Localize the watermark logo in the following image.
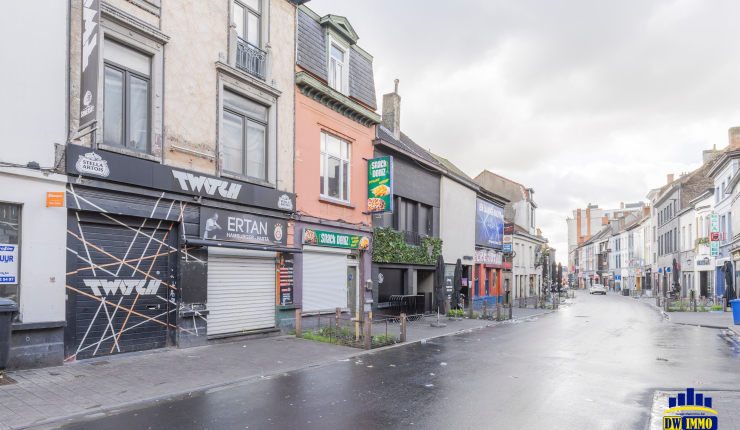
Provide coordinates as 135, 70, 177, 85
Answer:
663, 388, 718, 429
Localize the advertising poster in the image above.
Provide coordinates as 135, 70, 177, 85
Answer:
279, 253, 294, 306
475, 198, 504, 249
0, 245, 18, 284
200, 206, 287, 246
79, 0, 100, 129
367, 156, 393, 213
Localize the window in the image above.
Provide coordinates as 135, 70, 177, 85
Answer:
531, 206, 535, 228
320, 132, 351, 202
233, 0, 261, 46
722, 182, 726, 199
682, 227, 685, 250
393, 197, 432, 236
688, 224, 692, 246
328, 39, 348, 94
716, 187, 720, 203
0, 203, 20, 304
222, 90, 268, 180
103, 39, 151, 152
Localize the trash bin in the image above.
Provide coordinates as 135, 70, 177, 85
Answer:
0, 298, 18, 375
731, 299, 740, 325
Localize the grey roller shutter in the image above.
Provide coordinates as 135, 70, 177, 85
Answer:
302, 251, 347, 312
207, 254, 276, 336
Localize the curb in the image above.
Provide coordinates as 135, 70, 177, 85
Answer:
18, 308, 559, 429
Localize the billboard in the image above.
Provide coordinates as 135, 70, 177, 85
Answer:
367, 156, 393, 213
475, 198, 504, 249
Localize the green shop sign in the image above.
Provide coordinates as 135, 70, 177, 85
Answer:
367, 156, 393, 213
302, 229, 370, 250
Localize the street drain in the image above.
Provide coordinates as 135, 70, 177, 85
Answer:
90, 361, 110, 366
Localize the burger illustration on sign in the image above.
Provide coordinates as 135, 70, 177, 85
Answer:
359, 236, 369, 250
303, 229, 318, 244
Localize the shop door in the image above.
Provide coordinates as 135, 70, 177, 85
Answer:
700, 272, 708, 297
69, 218, 173, 360
207, 253, 276, 336
347, 266, 358, 315
485, 270, 490, 296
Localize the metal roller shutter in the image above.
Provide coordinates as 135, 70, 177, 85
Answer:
302, 251, 347, 312
207, 254, 276, 336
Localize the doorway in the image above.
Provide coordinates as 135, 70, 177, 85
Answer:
347, 265, 358, 315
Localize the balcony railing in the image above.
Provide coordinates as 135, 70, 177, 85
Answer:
236, 38, 266, 80
404, 231, 422, 247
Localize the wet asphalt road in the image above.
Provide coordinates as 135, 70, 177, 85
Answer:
47, 293, 740, 430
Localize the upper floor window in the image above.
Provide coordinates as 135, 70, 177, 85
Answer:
320, 132, 351, 202
222, 90, 268, 180
103, 39, 151, 152
328, 39, 348, 94
393, 196, 432, 237
234, 0, 260, 46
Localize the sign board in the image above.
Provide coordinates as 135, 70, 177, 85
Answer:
710, 214, 720, 233
199, 207, 288, 246
711, 241, 720, 256
711, 232, 721, 241
503, 223, 515, 235
475, 248, 503, 266
279, 253, 294, 306
46, 192, 64, 207
66, 145, 296, 212
475, 198, 504, 249
0, 245, 18, 284
302, 229, 369, 250
366, 156, 393, 213
79, 0, 100, 129
503, 244, 512, 252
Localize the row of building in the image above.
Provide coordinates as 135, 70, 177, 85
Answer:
0, 0, 554, 370
567, 131, 740, 302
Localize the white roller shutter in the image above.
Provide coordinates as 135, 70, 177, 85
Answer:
303, 250, 347, 312
207, 253, 276, 336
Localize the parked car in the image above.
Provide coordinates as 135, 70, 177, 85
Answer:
590, 284, 607, 295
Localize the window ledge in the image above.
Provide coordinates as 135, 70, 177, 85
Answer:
221, 171, 275, 189
319, 196, 355, 209
98, 143, 160, 163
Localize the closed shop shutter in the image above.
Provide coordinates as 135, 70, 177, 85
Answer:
207, 253, 276, 336
71, 219, 172, 360
303, 250, 347, 312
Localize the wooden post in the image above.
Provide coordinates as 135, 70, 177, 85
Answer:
295, 310, 302, 339
400, 313, 407, 342
496, 302, 501, 321
363, 312, 372, 350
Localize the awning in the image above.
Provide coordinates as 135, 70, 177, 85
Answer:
184, 237, 302, 253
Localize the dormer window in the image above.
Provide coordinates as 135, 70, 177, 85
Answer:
328, 38, 348, 94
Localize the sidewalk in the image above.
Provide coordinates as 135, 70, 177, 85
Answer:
626, 295, 740, 336
649, 390, 740, 430
0, 307, 558, 429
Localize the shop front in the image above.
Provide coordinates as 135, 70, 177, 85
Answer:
294, 224, 371, 318
63, 145, 297, 361
473, 248, 504, 304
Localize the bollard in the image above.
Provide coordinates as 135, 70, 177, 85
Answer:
469, 298, 474, 319
535, 296, 538, 309
484, 301, 488, 317
509, 301, 513, 320
445, 300, 450, 316
496, 302, 501, 321
295, 310, 302, 339
363, 312, 372, 350
400, 313, 407, 342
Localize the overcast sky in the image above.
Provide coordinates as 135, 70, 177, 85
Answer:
308, 0, 740, 264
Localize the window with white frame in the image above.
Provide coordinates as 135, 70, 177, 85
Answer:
103, 39, 151, 152
320, 132, 351, 202
222, 90, 268, 180
233, 0, 261, 46
328, 39, 348, 94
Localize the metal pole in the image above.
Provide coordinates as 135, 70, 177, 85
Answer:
363, 311, 371, 350
400, 313, 406, 342
497, 301, 501, 321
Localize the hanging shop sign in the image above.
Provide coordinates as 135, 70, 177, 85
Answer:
0, 245, 19, 284
710, 214, 720, 233
475, 248, 503, 265
504, 223, 515, 235
279, 253, 294, 306
503, 244, 512, 252
302, 229, 370, 250
200, 207, 287, 246
66, 145, 296, 212
46, 192, 65, 207
711, 241, 720, 257
475, 198, 504, 249
366, 156, 393, 213
79, 0, 100, 129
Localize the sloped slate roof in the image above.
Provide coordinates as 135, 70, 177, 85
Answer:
376, 125, 442, 167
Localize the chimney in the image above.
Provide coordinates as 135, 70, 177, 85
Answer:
730, 127, 740, 150
382, 79, 401, 140
620, 202, 624, 209
667, 174, 674, 184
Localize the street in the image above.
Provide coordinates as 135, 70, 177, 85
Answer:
41, 294, 740, 430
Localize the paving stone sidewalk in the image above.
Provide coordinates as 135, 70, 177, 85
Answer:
649, 390, 740, 430
0, 307, 557, 429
